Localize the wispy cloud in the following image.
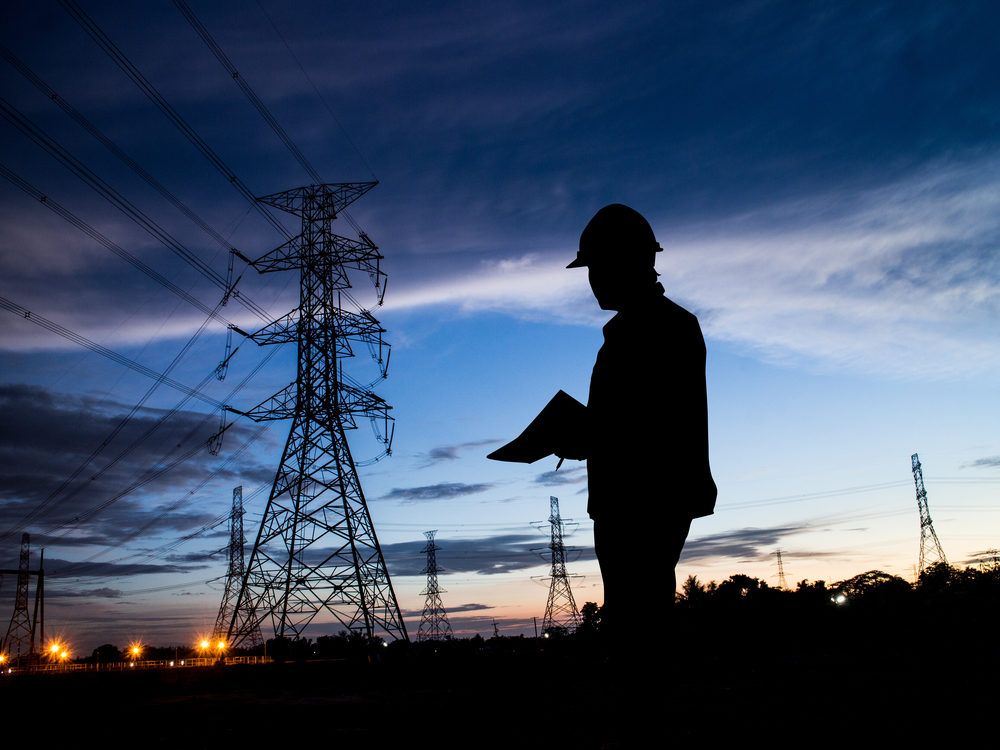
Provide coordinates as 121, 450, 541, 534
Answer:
681, 524, 812, 564
0, 385, 268, 553
401, 601, 494, 619
48, 587, 124, 599
384, 534, 550, 576
967, 456, 1000, 469
384, 158, 1000, 379
421, 439, 501, 467
43, 557, 196, 579
380, 482, 494, 503
534, 466, 587, 486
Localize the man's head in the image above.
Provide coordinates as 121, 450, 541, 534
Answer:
568, 204, 661, 310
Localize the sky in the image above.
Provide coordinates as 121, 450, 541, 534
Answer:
0, 0, 998, 651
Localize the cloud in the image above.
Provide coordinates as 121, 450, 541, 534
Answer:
446, 602, 495, 613
421, 439, 501, 467
43, 557, 196, 579
384, 534, 551, 576
968, 456, 1000, 469
383, 158, 1000, 380
534, 466, 587, 486
48, 587, 124, 599
380, 482, 494, 503
681, 524, 811, 564
965, 548, 1000, 567
0, 384, 271, 552
401, 601, 493, 618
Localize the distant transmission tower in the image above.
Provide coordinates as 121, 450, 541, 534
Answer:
541, 496, 581, 633
226, 183, 406, 645
775, 549, 788, 590
911, 453, 948, 573
213, 486, 261, 648
417, 531, 453, 641
3, 534, 35, 660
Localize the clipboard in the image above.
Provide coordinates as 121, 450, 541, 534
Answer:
487, 390, 587, 463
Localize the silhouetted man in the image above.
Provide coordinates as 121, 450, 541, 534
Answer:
556, 203, 717, 644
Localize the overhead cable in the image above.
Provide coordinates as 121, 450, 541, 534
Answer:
59, 0, 292, 242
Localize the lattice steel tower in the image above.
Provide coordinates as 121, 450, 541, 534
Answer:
911, 453, 947, 573
3, 533, 35, 659
417, 530, 453, 641
542, 496, 581, 633
226, 183, 406, 645
213, 486, 262, 648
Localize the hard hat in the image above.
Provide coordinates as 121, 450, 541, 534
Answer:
567, 203, 662, 268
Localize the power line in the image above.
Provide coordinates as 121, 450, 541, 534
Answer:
22, 343, 279, 547
0, 162, 235, 325
0, 308, 220, 542
0, 42, 253, 265
174, 0, 372, 238
0, 295, 224, 410
59, 0, 292, 242
252, 0, 378, 181
0, 98, 272, 322
173, 0, 322, 185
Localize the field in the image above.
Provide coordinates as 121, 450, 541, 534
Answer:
4, 611, 994, 748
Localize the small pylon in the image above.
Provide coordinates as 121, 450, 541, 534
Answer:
213, 486, 262, 648
541, 497, 581, 634
4, 533, 34, 660
776, 549, 788, 590
911, 453, 947, 573
417, 530, 453, 641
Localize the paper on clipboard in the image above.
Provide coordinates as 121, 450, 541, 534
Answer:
487, 390, 587, 463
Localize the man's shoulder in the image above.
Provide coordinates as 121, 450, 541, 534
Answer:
606, 290, 703, 343
656, 294, 702, 332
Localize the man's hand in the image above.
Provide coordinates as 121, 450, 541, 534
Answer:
552, 433, 588, 461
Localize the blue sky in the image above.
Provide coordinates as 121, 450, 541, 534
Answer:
0, 0, 998, 649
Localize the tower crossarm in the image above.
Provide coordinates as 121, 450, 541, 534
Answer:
258, 181, 378, 216
247, 232, 384, 277
227, 380, 392, 424
234, 307, 386, 348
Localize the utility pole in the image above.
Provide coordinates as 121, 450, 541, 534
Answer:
226, 183, 406, 645
911, 453, 947, 574
213, 486, 261, 648
417, 530, 453, 641
541, 496, 581, 634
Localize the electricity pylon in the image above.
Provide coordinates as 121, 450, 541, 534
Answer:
776, 548, 788, 590
226, 183, 406, 645
213, 486, 262, 648
3, 533, 35, 660
541, 496, 581, 634
417, 530, 453, 641
911, 453, 947, 573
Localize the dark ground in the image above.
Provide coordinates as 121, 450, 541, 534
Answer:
3, 612, 995, 748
